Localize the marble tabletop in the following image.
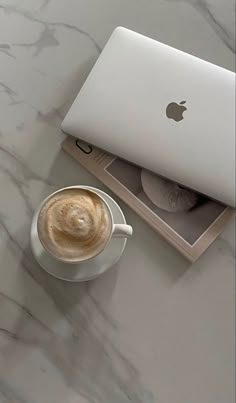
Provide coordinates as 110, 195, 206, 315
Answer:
0, 1, 235, 402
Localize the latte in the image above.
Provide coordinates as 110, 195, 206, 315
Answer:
37, 188, 112, 262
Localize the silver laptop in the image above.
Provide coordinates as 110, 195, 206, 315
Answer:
62, 27, 236, 207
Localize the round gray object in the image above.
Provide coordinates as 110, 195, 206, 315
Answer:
141, 169, 199, 213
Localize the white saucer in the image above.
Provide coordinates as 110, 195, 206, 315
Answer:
30, 187, 127, 282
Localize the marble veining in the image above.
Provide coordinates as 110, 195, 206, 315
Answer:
0, 3, 102, 56
176, 0, 236, 53
0, 0, 235, 402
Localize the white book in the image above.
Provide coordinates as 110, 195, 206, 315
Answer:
62, 136, 234, 262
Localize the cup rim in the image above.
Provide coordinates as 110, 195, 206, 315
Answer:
37, 185, 115, 264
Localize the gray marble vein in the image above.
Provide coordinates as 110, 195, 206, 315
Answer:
194, 0, 235, 53
0, 213, 156, 402
0, 247, 156, 402
0, 291, 52, 333
0, 44, 15, 58
39, 0, 51, 10
36, 105, 65, 127
0, 81, 18, 104
0, 0, 235, 402
0, 4, 102, 54
14, 26, 59, 57
0, 146, 53, 217
0, 380, 27, 403
169, 0, 236, 53
0, 145, 53, 187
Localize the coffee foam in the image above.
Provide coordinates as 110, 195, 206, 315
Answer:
38, 189, 112, 261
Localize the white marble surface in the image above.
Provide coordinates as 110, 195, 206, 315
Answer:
0, 0, 235, 402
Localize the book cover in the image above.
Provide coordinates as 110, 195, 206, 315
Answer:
62, 136, 234, 262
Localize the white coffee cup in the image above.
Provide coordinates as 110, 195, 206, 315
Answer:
37, 186, 133, 264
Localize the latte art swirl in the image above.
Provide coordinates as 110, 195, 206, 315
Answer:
50, 199, 100, 241
38, 189, 111, 261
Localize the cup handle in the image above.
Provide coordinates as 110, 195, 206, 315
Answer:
112, 224, 133, 238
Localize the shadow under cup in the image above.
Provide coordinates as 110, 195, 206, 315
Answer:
36, 186, 117, 265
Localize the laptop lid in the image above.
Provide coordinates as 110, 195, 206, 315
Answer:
62, 27, 235, 207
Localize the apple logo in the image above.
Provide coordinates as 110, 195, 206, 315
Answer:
166, 101, 187, 122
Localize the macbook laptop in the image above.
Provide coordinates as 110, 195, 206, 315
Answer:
62, 27, 236, 207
